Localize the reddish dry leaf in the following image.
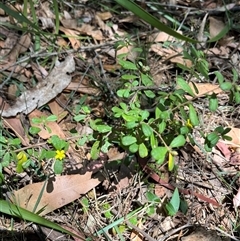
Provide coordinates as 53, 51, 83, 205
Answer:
230, 153, 240, 165
216, 141, 231, 160
11, 172, 102, 215
28, 109, 66, 139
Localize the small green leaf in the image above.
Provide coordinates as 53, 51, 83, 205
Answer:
168, 152, 175, 171
118, 59, 138, 70
166, 188, 180, 216
31, 117, 43, 124
146, 191, 160, 203
91, 141, 100, 160
150, 133, 157, 149
141, 123, 153, 137
29, 126, 41, 135
78, 136, 88, 146
214, 71, 224, 84
207, 132, 219, 146
177, 77, 195, 97
220, 82, 232, 91
74, 114, 86, 122
122, 136, 137, 146
165, 203, 176, 216
101, 140, 112, 153
189, 104, 199, 126
2, 152, 10, 167
121, 74, 138, 80
139, 143, 148, 158
144, 90, 155, 98
209, 93, 218, 112
158, 121, 166, 134
122, 114, 138, 122
46, 115, 58, 122
151, 147, 168, 164
234, 91, 240, 104
129, 143, 139, 153
96, 125, 112, 133
120, 102, 127, 110
125, 121, 138, 129
141, 110, 150, 120
54, 160, 64, 174
170, 135, 186, 148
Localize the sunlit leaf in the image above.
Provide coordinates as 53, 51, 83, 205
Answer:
141, 123, 153, 137
209, 93, 218, 112
170, 135, 186, 148
151, 147, 168, 164
139, 143, 148, 158
177, 77, 195, 97
189, 104, 199, 126
122, 136, 137, 146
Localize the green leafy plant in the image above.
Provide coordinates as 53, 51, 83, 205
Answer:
73, 41, 233, 172
165, 188, 180, 216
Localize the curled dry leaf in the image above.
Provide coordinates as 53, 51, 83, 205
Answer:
11, 172, 103, 215
1, 55, 75, 117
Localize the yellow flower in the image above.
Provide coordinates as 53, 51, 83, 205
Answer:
186, 119, 193, 129
17, 152, 27, 163
55, 150, 65, 160
16, 151, 28, 173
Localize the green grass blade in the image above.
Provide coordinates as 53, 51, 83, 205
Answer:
115, 0, 198, 43
0, 200, 82, 239
53, 0, 60, 35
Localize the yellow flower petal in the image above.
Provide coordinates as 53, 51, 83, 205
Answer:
55, 150, 65, 160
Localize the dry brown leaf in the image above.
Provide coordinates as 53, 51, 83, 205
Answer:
61, 19, 78, 29
59, 27, 81, 50
66, 82, 100, 95
28, 109, 66, 139
48, 95, 68, 122
1, 55, 75, 117
96, 11, 112, 20
189, 82, 223, 97
148, 32, 177, 42
233, 187, 240, 208
130, 221, 144, 241
31, 61, 48, 81
11, 172, 102, 215
77, 24, 103, 41
150, 44, 192, 67
222, 127, 240, 147
209, 17, 225, 40
95, 14, 114, 38
2, 117, 29, 146
8, 33, 31, 61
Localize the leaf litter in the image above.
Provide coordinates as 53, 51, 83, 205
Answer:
1, 0, 240, 241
